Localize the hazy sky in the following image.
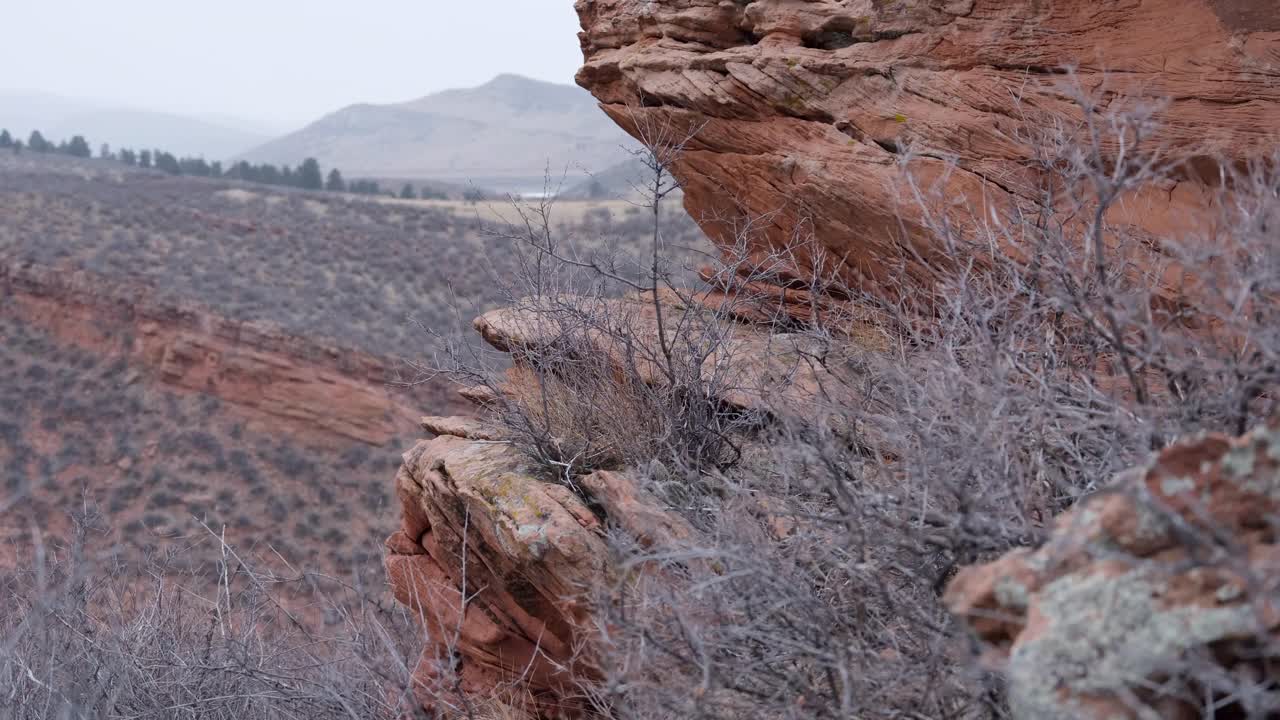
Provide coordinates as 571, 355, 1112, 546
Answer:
1, 0, 585, 131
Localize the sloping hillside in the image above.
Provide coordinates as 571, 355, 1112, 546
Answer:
0, 90, 270, 159
239, 74, 633, 192
0, 151, 707, 579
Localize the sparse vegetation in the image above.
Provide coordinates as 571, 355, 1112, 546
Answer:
422, 90, 1280, 718
4, 61, 1278, 719
0, 312, 402, 580
0, 152, 706, 359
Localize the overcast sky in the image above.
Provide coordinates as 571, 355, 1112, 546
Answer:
1, 0, 585, 131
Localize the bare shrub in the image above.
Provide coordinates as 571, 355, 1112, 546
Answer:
418, 112, 822, 487
420, 77, 1280, 719
0, 506, 543, 720
597, 83, 1280, 719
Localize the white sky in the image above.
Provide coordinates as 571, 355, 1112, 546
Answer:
1, 0, 585, 131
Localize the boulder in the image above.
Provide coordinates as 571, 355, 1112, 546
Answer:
945, 423, 1280, 719
385, 421, 712, 717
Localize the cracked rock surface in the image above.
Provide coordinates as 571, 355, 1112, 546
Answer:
575, 0, 1280, 294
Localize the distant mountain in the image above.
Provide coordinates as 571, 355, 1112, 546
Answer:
238, 74, 635, 193
0, 90, 270, 159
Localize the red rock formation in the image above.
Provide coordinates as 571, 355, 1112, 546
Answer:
474, 292, 876, 419
386, 417, 698, 716
575, 0, 1280, 292
385, 427, 607, 716
2, 260, 430, 444
945, 424, 1280, 719
385, 294, 757, 717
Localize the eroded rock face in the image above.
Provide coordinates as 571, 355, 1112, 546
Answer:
385, 427, 606, 716
945, 424, 1280, 719
385, 411, 692, 716
3, 260, 425, 444
575, 0, 1280, 292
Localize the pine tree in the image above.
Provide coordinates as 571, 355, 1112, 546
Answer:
179, 157, 211, 176
325, 168, 346, 192
66, 135, 92, 158
139, 150, 152, 168
259, 164, 281, 185
154, 151, 182, 175
297, 158, 323, 190
399, 183, 417, 199
227, 160, 252, 181
27, 130, 50, 153
0, 130, 11, 148
99, 143, 112, 160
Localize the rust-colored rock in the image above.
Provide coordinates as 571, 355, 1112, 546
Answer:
419, 415, 502, 441
577, 469, 694, 549
575, 0, 1280, 293
385, 420, 707, 716
385, 431, 607, 716
474, 292, 875, 419
2, 260, 427, 444
945, 424, 1280, 719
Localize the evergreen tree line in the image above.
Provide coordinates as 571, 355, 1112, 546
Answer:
0, 127, 448, 199
0, 128, 91, 158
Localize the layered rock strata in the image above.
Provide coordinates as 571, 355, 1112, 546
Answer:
575, 0, 1280, 293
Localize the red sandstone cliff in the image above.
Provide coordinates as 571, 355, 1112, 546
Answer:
575, 0, 1280, 292
377, 2, 1280, 715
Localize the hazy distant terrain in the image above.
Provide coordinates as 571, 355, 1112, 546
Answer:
0, 90, 273, 159
239, 74, 636, 194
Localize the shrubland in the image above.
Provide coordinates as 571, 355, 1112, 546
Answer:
4, 87, 1279, 719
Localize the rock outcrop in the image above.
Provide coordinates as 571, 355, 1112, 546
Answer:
388, 295, 703, 714
2, 260, 432, 444
385, 420, 697, 716
386, 292, 807, 716
385, 427, 607, 716
575, 0, 1280, 292
473, 292, 879, 419
946, 424, 1280, 719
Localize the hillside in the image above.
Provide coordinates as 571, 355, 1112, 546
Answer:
0, 90, 270, 159
238, 74, 634, 193
0, 150, 706, 580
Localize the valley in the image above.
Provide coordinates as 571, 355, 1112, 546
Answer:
0, 150, 705, 580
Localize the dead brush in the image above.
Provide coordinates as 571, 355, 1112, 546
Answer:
562, 80, 1280, 719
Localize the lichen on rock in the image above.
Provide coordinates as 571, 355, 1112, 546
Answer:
946, 423, 1280, 719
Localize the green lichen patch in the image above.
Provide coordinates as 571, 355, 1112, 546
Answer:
1009, 568, 1256, 719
